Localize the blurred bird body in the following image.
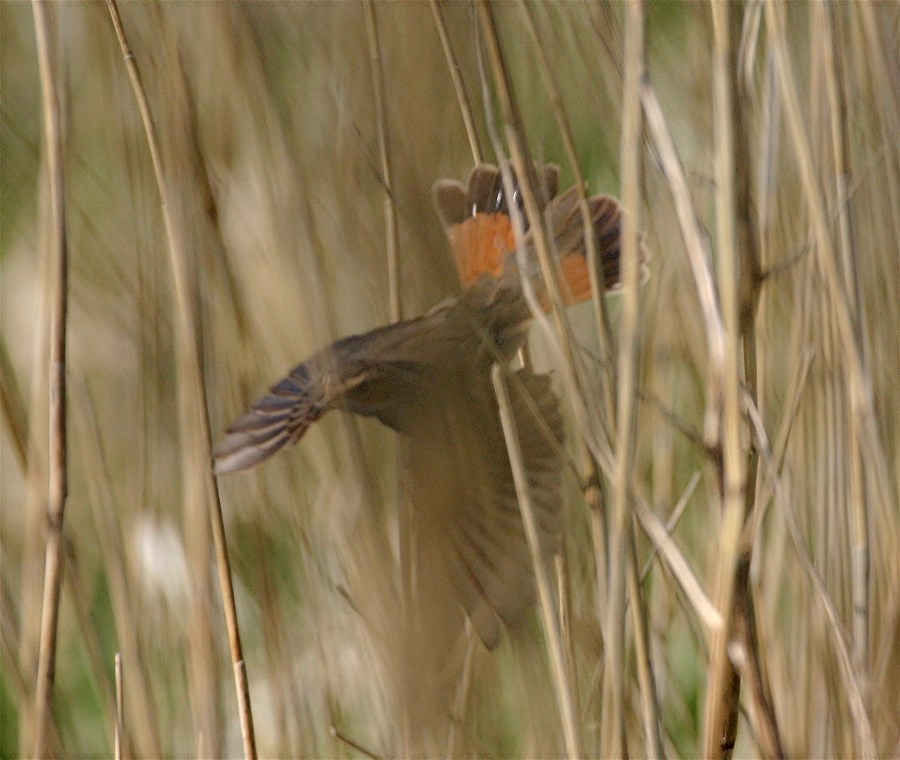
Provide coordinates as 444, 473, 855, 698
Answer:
214, 164, 631, 649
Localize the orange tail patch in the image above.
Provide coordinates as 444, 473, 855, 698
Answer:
448, 212, 516, 285
434, 163, 642, 307
558, 253, 593, 305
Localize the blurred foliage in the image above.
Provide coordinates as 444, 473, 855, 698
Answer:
2, 2, 898, 758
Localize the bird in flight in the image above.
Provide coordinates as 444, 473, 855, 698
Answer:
214, 163, 634, 649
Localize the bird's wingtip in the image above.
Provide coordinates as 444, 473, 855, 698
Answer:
212, 433, 269, 475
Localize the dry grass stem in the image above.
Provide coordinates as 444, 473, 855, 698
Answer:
492, 364, 582, 758
515, 5, 619, 656
605, 3, 657, 755
74, 380, 160, 756
639, 470, 700, 582
114, 652, 123, 760
104, 1, 257, 756
765, 4, 891, 752
634, 498, 722, 634
749, 403, 878, 758
330, 724, 383, 760
429, 0, 483, 164
474, 1, 614, 491
640, 83, 725, 442
701, 5, 748, 758
517, 1, 616, 396
364, 0, 401, 323
29, 2, 69, 756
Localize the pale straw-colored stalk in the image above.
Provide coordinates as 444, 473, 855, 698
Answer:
701, 5, 746, 758
429, 0, 483, 164
606, 1, 663, 756
104, 1, 257, 756
492, 364, 582, 759
30, 2, 69, 755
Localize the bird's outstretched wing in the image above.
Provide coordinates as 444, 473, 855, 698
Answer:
213, 280, 564, 650
213, 359, 335, 475
213, 278, 531, 475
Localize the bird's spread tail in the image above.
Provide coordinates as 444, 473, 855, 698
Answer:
433, 163, 648, 305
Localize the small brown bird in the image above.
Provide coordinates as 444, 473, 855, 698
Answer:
214, 164, 629, 649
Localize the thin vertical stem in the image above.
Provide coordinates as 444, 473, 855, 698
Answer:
516, 4, 618, 639
820, 3, 869, 704
429, 0, 483, 164
30, 1, 68, 755
361, 9, 411, 752
492, 365, 582, 759
765, 4, 885, 751
626, 527, 664, 758
105, 2, 257, 757
364, 0, 401, 323
114, 653, 123, 760
517, 2, 616, 417
604, 1, 645, 756
639, 83, 726, 445
474, 0, 603, 473
703, 4, 746, 758
731, 4, 784, 757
